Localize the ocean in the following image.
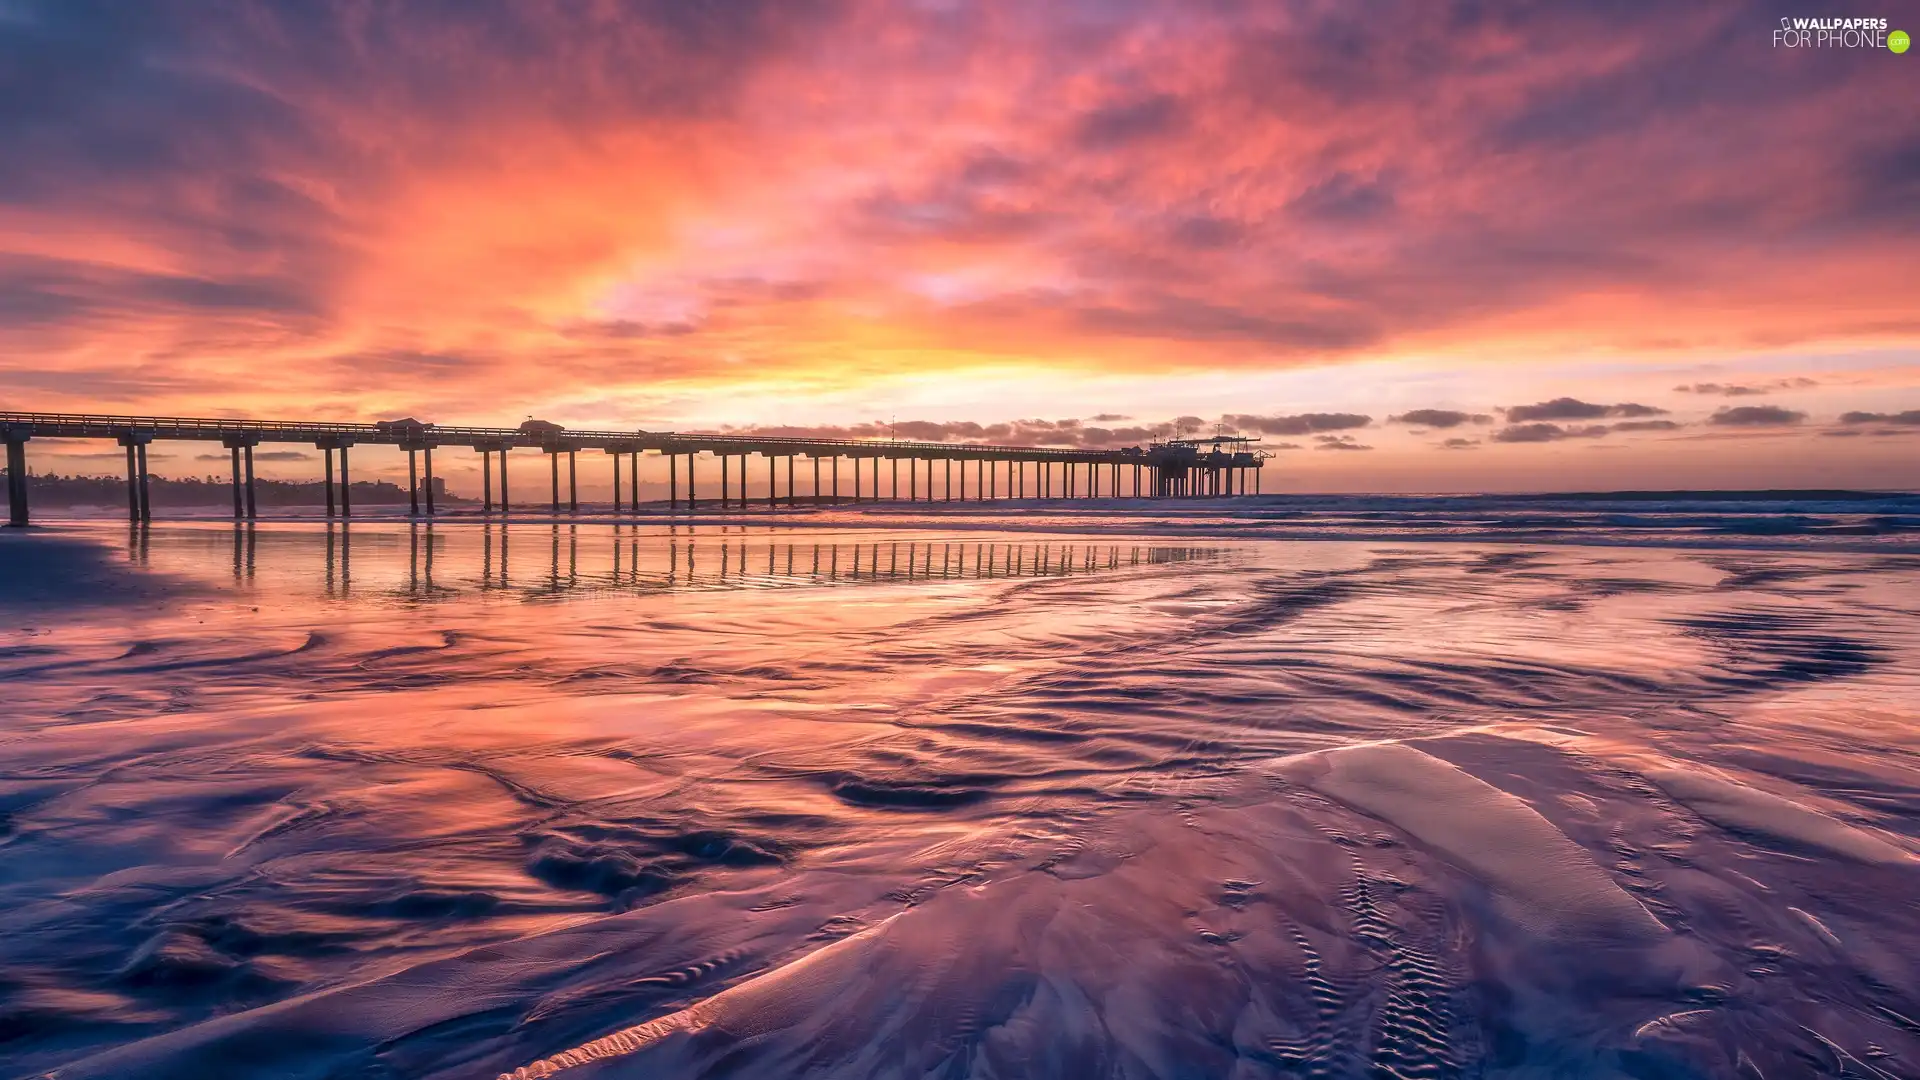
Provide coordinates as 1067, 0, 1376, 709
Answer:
2, 496, 1917, 1078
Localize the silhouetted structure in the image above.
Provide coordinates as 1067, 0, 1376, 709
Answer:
1, 411, 1269, 525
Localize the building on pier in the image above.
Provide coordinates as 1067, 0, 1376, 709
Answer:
1140, 435, 1270, 498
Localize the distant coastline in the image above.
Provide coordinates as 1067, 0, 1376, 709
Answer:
1483, 489, 1915, 502
2, 471, 469, 509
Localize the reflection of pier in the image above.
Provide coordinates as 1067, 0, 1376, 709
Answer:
5, 411, 1271, 525
231, 524, 1224, 601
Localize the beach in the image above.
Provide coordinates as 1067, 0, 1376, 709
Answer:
2, 508, 1917, 1078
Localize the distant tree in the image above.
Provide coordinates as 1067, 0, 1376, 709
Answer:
2, 471, 468, 508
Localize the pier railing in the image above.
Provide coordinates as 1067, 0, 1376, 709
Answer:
0, 411, 1132, 458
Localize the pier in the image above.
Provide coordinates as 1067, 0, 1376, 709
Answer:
0, 411, 1268, 525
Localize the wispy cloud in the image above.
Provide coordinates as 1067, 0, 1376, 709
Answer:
1675, 378, 1819, 397
1222, 413, 1371, 436
1389, 409, 1491, 429
1314, 434, 1373, 452
1492, 422, 1610, 443
1503, 398, 1667, 422
1839, 410, 1920, 425
1710, 405, 1806, 426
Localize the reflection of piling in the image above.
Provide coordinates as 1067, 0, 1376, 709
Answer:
222, 524, 256, 578
286, 525, 1213, 602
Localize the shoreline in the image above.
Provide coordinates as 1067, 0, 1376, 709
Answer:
8, 510, 1920, 557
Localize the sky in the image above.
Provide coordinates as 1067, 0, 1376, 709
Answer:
2, 0, 1918, 494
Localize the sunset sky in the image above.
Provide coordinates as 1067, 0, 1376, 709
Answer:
3, 1, 1917, 493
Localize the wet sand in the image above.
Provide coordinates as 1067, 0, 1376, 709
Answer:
2, 518, 1917, 1078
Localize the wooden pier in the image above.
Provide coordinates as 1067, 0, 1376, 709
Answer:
0, 412, 1268, 524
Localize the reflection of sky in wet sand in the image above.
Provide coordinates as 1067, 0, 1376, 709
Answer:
2, 523, 1918, 1079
